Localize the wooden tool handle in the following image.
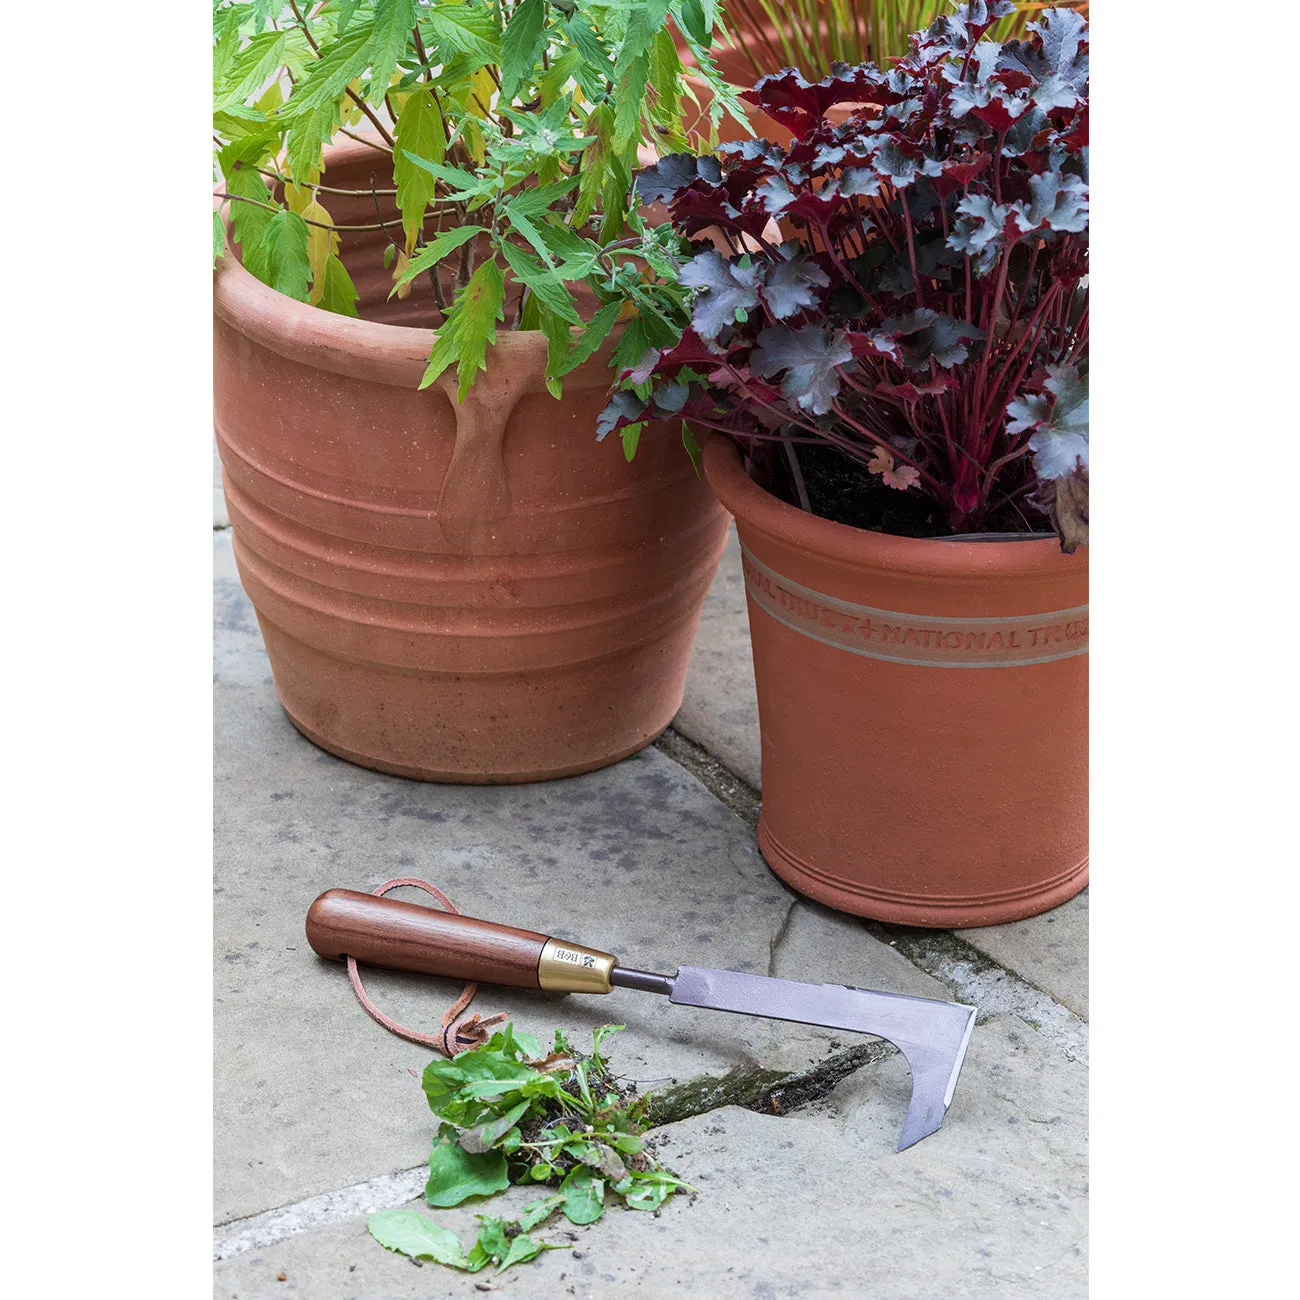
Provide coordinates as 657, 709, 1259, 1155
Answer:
305, 889, 551, 989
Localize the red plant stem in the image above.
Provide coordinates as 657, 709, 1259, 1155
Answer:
975, 281, 1063, 462
981, 440, 1034, 495
1005, 240, 1041, 336
900, 198, 924, 307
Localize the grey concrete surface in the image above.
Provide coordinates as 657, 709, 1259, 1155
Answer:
958, 890, 1089, 1019
674, 528, 761, 790
215, 532, 952, 1225
214, 1015, 1085, 1299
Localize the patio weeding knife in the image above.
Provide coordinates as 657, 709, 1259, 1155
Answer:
305, 889, 977, 1151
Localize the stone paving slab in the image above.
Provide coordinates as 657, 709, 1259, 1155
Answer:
214, 1015, 1085, 1299
674, 528, 761, 790
672, 528, 1089, 1019
957, 891, 1088, 1019
214, 532, 954, 1226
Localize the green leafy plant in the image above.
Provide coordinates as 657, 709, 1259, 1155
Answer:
719, 0, 1086, 81
368, 1022, 692, 1275
213, 2, 747, 402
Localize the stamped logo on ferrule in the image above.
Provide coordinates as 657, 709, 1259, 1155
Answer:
740, 544, 1088, 669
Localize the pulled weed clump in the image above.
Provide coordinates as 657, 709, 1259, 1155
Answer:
368, 1023, 690, 1275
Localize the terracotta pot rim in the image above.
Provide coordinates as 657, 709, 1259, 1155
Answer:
702, 436, 1084, 580
213, 133, 605, 391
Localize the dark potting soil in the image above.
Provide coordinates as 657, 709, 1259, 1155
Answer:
763, 444, 1050, 539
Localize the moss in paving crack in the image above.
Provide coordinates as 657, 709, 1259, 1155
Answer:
648, 1041, 895, 1126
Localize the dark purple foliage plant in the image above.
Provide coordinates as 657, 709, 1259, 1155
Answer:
600, 1, 1089, 550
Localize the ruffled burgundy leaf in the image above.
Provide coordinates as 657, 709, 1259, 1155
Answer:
751, 324, 853, 415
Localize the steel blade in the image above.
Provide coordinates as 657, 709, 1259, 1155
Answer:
669, 966, 976, 1151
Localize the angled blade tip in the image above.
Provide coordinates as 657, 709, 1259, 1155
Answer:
895, 1003, 977, 1152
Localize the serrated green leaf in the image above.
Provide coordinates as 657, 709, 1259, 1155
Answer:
367, 0, 418, 103
401, 153, 494, 201
420, 259, 505, 401
425, 1137, 510, 1207
224, 164, 276, 255
560, 1168, 606, 1225
391, 224, 484, 295
503, 205, 558, 272
679, 0, 711, 46
213, 209, 226, 266
246, 208, 312, 300
318, 252, 360, 317
212, 4, 244, 82
614, 0, 671, 81
506, 176, 579, 220
337, 0, 361, 34
278, 25, 372, 119
503, 243, 581, 325
499, 0, 545, 103
574, 104, 612, 228
612, 53, 648, 157
534, 303, 572, 397
394, 87, 446, 250
423, 4, 501, 66
284, 98, 338, 182
610, 314, 651, 374
368, 1208, 468, 1266
216, 31, 287, 110
251, 0, 278, 33
647, 27, 685, 131
564, 12, 612, 83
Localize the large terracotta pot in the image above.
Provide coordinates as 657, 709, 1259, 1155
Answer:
703, 438, 1088, 927
213, 139, 729, 783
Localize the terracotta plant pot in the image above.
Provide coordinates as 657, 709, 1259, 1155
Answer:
213, 139, 729, 783
703, 438, 1088, 927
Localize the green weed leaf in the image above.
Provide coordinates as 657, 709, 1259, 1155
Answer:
368, 1208, 468, 1267
561, 1168, 606, 1225
425, 1137, 510, 1207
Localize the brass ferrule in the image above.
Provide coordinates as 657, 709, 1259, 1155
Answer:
537, 937, 617, 995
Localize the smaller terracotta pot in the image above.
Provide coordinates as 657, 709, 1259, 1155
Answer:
704, 439, 1088, 928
